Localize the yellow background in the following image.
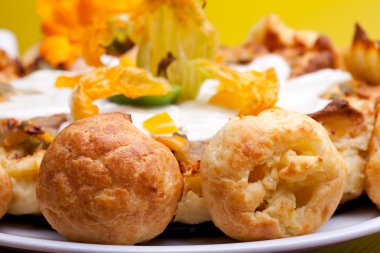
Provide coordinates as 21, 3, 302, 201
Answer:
0, 0, 379, 53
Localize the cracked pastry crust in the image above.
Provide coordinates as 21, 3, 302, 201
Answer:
201, 109, 346, 241
310, 99, 374, 203
37, 112, 183, 245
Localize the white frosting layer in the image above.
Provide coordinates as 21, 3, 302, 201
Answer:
0, 54, 352, 141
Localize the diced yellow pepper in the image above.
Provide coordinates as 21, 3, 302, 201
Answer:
154, 135, 189, 162
143, 112, 178, 135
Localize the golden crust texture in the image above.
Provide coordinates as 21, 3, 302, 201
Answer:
0, 165, 12, 218
310, 99, 374, 203
345, 24, 380, 85
201, 109, 347, 241
366, 101, 380, 208
37, 112, 183, 245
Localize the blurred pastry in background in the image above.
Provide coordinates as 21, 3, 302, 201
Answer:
345, 24, 380, 85
310, 99, 374, 203
0, 49, 22, 84
324, 24, 380, 102
0, 30, 23, 84
0, 114, 68, 215
219, 14, 341, 77
320, 24, 380, 206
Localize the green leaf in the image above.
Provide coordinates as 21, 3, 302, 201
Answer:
108, 84, 182, 106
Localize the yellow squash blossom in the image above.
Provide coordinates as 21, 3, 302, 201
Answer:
202, 62, 279, 116
80, 0, 218, 98
39, 35, 80, 68
36, 0, 139, 68
54, 56, 134, 89
70, 64, 171, 119
131, 0, 218, 75
114, 0, 217, 101
82, 14, 135, 67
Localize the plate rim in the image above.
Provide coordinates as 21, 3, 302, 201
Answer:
0, 216, 380, 253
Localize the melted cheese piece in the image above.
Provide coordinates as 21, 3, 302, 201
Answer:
0, 54, 352, 141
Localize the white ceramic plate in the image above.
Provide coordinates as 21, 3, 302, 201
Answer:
0, 198, 379, 253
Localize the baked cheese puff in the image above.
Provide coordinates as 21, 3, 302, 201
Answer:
201, 109, 347, 241
37, 113, 183, 245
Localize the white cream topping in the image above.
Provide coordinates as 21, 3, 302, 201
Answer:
0, 29, 19, 59
0, 70, 72, 119
0, 54, 352, 141
278, 69, 352, 114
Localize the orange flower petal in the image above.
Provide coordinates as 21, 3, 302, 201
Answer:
37, 0, 138, 68
208, 91, 244, 109
203, 61, 279, 116
238, 68, 279, 116
82, 22, 110, 67
41, 20, 70, 36
36, 0, 57, 19
55, 74, 82, 88
39, 35, 80, 67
